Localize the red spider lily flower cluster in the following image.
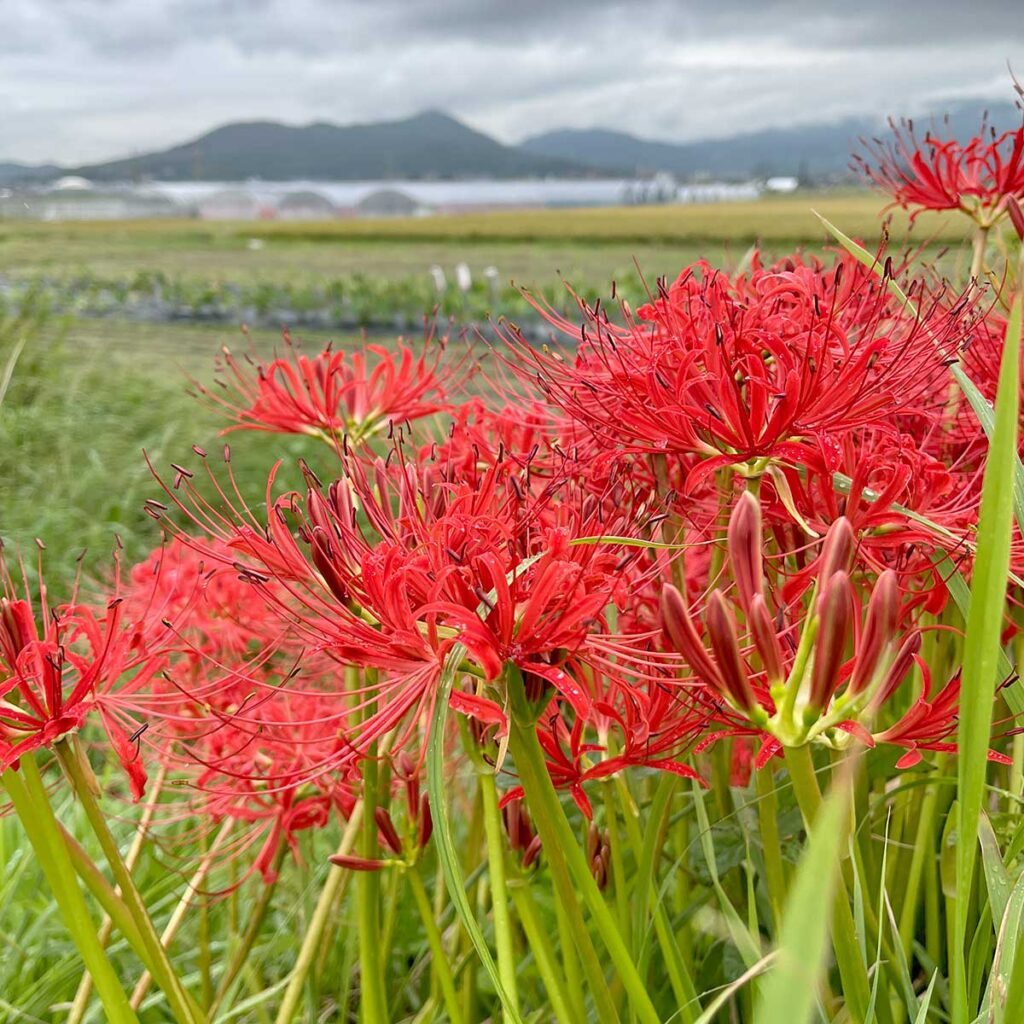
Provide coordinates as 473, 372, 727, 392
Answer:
658, 493, 1012, 768
9, 222, 1019, 900
853, 114, 1024, 224
192, 330, 464, 442
118, 235, 1013, 848
497, 253, 968, 495
0, 552, 170, 801
145, 441, 668, 769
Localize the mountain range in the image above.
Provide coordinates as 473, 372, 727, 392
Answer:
0, 100, 1019, 185
522, 100, 1022, 179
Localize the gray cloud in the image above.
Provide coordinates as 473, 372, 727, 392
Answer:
1, 0, 1021, 162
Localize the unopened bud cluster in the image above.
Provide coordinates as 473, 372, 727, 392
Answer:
662, 492, 919, 750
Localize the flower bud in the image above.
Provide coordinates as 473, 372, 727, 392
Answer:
872, 632, 922, 708
809, 571, 853, 713
328, 854, 390, 871
503, 801, 524, 850
308, 526, 350, 604
817, 517, 856, 586
522, 834, 543, 868
418, 795, 433, 848
1008, 197, 1024, 243
749, 593, 786, 687
849, 569, 899, 696
706, 591, 757, 712
375, 807, 403, 856
661, 584, 725, 691
0, 598, 33, 663
728, 491, 764, 612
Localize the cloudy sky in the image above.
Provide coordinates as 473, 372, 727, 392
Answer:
3, 0, 1023, 164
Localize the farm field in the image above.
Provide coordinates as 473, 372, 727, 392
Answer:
0, 192, 960, 265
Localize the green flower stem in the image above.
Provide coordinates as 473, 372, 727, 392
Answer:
613, 774, 700, 1021
459, 785, 486, 1020
601, 781, 631, 947
67, 764, 167, 1024
970, 223, 991, 286
1013, 734, 1024, 798
274, 802, 363, 1024
633, 774, 673, 968
130, 816, 234, 1012
509, 880, 577, 1024
54, 740, 200, 1024
407, 863, 465, 1024
710, 742, 735, 830
60, 821, 203, 1024
754, 766, 788, 931
1013, 632, 1024, 798
2, 760, 139, 1024
197, 828, 214, 1010
506, 717, 620, 1024
508, 668, 659, 1024
478, 767, 521, 1018
429, 856, 448, 1007
380, 864, 402, 976
208, 844, 287, 1018
551, 876, 587, 1021
60, 825, 150, 958
897, 776, 942, 957
358, 741, 389, 1024
784, 744, 871, 1024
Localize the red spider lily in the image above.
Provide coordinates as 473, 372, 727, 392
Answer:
498, 663, 708, 819
853, 114, 1024, 223
192, 331, 461, 441
0, 561, 166, 801
656, 493, 976, 760
145, 659, 361, 883
430, 398, 571, 476
125, 537, 278, 661
146, 442, 655, 768
873, 658, 1013, 769
498, 253, 963, 493
760, 429, 981, 614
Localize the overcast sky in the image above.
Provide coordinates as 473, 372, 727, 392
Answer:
3, 0, 1023, 164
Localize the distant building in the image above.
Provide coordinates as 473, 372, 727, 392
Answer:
276, 189, 337, 220
765, 176, 800, 193
0, 186, 179, 221
622, 175, 762, 205
197, 188, 267, 220
622, 172, 679, 205
356, 188, 426, 218
675, 182, 762, 203
52, 175, 93, 191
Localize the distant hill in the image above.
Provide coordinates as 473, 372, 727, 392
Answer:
8, 99, 1023, 186
521, 100, 1024, 180
69, 111, 595, 182
0, 161, 62, 185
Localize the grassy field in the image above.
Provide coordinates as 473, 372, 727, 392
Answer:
0, 190, 970, 298
0, 192, 963, 266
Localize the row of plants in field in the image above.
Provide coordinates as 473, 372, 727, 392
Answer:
0, 266, 657, 332
5, 95, 1024, 1024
